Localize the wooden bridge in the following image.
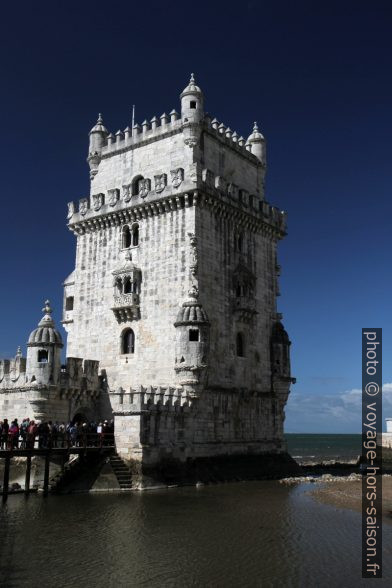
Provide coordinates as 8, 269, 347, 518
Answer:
0, 437, 115, 502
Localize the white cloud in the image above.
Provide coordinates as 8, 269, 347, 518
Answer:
285, 383, 392, 433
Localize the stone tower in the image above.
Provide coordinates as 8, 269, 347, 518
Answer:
64, 75, 295, 481
26, 301, 63, 386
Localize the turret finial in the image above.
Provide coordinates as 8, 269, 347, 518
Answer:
253, 121, 259, 132
42, 300, 52, 315
188, 284, 199, 299
190, 73, 195, 84
97, 113, 103, 124
16, 346, 22, 358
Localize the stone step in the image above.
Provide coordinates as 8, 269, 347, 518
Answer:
110, 453, 133, 489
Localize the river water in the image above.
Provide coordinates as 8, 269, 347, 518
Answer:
1, 481, 391, 587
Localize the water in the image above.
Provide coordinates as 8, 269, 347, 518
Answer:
1, 481, 391, 587
285, 434, 362, 464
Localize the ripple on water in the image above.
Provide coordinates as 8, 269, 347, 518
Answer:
1, 481, 392, 587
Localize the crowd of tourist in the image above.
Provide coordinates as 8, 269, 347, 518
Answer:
0, 418, 115, 450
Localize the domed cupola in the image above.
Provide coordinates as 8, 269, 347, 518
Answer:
174, 288, 210, 390
247, 122, 266, 164
180, 73, 204, 125
26, 301, 63, 386
88, 113, 108, 152
174, 294, 209, 326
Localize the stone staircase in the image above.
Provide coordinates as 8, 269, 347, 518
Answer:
109, 454, 133, 489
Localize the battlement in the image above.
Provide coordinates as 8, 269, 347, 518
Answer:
0, 349, 26, 388
99, 110, 182, 157
0, 350, 100, 393
90, 111, 259, 163
109, 385, 197, 415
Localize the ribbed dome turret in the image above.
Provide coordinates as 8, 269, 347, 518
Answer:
246, 122, 265, 163
27, 301, 63, 347
89, 113, 108, 135
180, 73, 203, 98
247, 121, 264, 143
174, 292, 209, 326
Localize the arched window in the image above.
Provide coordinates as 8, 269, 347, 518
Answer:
132, 224, 139, 247
132, 175, 143, 196
121, 329, 135, 354
38, 349, 48, 363
122, 225, 132, 248
236, 333, 244, 357
124, 278, 132, 294
190, 101, 197, 109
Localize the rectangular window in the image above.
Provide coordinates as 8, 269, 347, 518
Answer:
189, 329, 199, 341
65, 296, 74, 311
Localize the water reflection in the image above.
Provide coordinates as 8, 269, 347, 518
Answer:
1, 482, 391, 587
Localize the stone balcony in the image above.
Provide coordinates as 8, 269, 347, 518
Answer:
111, 293, 140, 322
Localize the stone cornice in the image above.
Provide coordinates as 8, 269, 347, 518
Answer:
68, 189, 287, 240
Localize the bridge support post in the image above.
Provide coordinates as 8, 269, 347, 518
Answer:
43, 451, 50, 496
2, 456, 11, 502
25, 455, 32, 495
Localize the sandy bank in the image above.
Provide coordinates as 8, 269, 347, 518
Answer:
308, 476, 392, 522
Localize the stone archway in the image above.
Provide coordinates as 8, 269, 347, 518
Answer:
72, 407, 94, 425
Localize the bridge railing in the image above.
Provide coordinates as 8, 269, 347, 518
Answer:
0, 432, 115, 451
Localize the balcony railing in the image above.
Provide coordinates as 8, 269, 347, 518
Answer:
111, 293, 140, 322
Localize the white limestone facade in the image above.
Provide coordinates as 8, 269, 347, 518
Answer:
1, 75, 295, 475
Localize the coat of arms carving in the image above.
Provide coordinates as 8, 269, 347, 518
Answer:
123, 184, 132, 202
154, 174, 167, 193
171, 168, 184, 188
92, 193, 104, 211
67, 201, 75, 219
138, 179, 151, 198
108, 188, 120, 207
79, 198, 88, 216
227, 183, 238, 200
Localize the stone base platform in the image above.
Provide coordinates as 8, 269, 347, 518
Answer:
127, 452, 302, 489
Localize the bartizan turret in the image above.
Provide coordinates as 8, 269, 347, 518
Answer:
26, 301, 63, 386
87, 113, 108, 180
181, 74, 204, 148
174, 288, 210, 391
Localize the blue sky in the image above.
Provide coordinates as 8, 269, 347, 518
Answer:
0, 1, 391, 432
